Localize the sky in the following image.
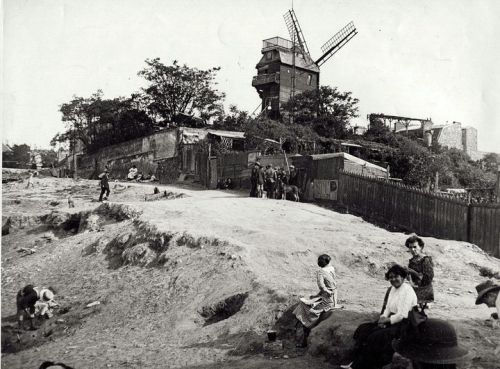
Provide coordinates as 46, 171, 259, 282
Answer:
2, 0, 500, 152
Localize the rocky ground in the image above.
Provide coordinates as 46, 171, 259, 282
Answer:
1, 170, 499, 368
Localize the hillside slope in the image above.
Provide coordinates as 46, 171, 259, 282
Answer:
2, 175, 499, 368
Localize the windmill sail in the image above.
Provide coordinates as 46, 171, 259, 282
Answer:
283, 9, 310, 57
315, 21, 357, 67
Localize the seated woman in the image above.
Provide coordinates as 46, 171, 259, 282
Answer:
405, 235, 434, 308
293, 254, 341, 347
127, 165, 138, 181
342, 264, 417, 369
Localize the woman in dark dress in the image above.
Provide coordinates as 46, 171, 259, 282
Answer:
406, 235, 434, 308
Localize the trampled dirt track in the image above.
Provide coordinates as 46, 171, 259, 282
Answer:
2, 173, 499, 368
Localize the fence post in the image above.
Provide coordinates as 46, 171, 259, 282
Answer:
466, 204, 473, 243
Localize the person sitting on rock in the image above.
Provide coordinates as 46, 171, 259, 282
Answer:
16, 285, 56, 329
293, 254, 341, 348
341, 264, 417, 369
475, 279, 500, 323
127, 165, 138, 181
392, 318, 469, 369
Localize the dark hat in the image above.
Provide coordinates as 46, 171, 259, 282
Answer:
475, 279, 500, 305
393, 319, 469, 364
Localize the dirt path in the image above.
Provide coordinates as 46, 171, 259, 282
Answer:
2, 175, 499, 368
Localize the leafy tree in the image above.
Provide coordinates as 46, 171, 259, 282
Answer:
281, 86, 359, 139
51, 91, 154, 153
2, 144, 31, 168
138, 58, 225, 126
243, 117, 318, 154
212, 105, 251, 132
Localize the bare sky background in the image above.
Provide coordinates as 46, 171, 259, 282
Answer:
2, 0, 499, 152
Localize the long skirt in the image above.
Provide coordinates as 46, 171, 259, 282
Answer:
293, 297, 334, 328
351, 321, 403, 369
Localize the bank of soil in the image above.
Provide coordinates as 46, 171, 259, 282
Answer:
1, 173, 499, 368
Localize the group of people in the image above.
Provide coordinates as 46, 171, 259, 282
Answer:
16, 285, 58, 330
292, 235, 498, 369
127, 165, 157, 182
249, 161, 299, 200
97, 165, 159, 202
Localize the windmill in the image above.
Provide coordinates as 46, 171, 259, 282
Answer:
252, 9, 358, 120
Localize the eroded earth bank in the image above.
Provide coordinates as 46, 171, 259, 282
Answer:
2, 172, 499, 368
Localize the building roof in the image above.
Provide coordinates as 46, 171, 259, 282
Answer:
207, 130, 245, 139
2, 143, 12, 153
310, 152, 387, 173
277, 50, 320, 73
179, 127, 245, 144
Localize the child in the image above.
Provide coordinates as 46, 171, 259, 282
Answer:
315, 253, 342, 310
293, 254, 342, 347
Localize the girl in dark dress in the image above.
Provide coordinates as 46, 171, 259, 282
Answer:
406, 235, 434, 307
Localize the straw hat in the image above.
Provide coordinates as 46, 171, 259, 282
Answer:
393, 319, 469, 364
475, 279, 500, 305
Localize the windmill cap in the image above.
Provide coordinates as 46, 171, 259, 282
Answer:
393, 319, 469, 364
475, 280, 500, 305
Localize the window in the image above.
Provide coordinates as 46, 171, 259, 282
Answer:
307, 74, 312, 86
266, 51, 272, 60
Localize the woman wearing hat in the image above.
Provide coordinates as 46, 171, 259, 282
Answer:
475, 279, 500, 321
393, 318, 469, 368
405, 235, 434, 308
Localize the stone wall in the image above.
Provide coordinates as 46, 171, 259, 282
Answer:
76, 129, 178, 181
436, 122, 463, 150
462, 126, 478, 153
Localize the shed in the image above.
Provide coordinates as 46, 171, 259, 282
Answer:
291, 152, 387, 202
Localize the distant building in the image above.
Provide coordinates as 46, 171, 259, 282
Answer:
427, 121, 485, 159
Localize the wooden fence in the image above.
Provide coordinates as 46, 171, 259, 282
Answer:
338, 171, 500, 257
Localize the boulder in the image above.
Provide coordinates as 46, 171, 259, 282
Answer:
308, 310, 379, 365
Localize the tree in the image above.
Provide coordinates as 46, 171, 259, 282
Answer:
243, 117, 318, 154
138, 58, 225, 126
2, 144, 31, 168
281, 86, 359, 139
212, 105, 251, 132
51, 91, 155, 153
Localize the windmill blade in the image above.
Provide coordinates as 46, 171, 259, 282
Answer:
283, 9, 311, 57
315, 21, 358, 67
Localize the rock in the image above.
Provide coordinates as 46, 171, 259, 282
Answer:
79, 214, 101, 233
230, 254, 238, 260
86, 301, 100, 308
308, 310, 378, 364
121, 243, 156, 266
283, 355, 289, 359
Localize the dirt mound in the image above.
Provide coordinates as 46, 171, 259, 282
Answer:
2, 177, 500, 368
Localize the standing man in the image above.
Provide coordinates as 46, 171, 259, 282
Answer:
99, 169, 110, 202
257, 163, 265, 198
250, 162, 260, 197
288, 165, 299, 186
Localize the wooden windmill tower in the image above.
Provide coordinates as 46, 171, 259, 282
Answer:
252, 9, 358, 120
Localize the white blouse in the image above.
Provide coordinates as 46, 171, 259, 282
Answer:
381, 282, 417, 325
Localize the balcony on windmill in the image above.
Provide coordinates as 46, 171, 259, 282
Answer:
262, 37, 297, 52
252, 72, 280, 87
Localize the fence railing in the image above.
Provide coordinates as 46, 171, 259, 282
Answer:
338, 170, 500, 257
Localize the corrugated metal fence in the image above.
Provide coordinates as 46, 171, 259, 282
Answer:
339, 171, 500, 257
